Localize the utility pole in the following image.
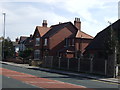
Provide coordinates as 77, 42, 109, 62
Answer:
2, 12, 6, 60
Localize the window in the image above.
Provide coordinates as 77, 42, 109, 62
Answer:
44, 38, 48, 46
34, 50, 40, 60
65, 38, 69, 47
72, 39, 75, 46
68, 38, 74, 46
35, 38, 40, 46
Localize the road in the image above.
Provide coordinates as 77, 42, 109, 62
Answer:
1, 63, 119, 89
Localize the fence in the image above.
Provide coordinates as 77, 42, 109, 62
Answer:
42, 56, 108, 76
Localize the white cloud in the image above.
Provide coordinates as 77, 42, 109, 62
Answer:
118, 1, 120, 19
0, 3, 69, 40
0, 0, 118, 40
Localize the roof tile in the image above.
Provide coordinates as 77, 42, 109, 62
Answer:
76, 30, 93, 39
37, 26, 50, 37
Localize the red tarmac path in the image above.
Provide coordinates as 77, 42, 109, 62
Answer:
0, 68, 94, 89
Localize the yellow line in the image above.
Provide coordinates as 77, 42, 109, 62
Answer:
92, 80, 120, 85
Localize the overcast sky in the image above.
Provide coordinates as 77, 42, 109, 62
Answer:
0, 0, 119, 41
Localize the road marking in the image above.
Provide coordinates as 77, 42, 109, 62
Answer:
92, 80, 120, 85
53, 79, 87, 88
25, 81, 65, 84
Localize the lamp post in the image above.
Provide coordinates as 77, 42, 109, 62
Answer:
108, 21, 117, 78
3, 13, 6, 39
2, 12, 6, 60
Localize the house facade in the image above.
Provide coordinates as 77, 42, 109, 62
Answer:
23, 34, 33, 49
32, 18, 93, 59
59, 18, 93, 58
42, 22, 78, 57
85, 19, 120, 77
32, 20, 50, 60
18, 36, 28, 51
85, 19, 120, 59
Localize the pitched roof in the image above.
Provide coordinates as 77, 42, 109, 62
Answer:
24, 36, 33, 45
86, 19, 120, 50
37, 26, 51, 37
42, 22, 74, 38
18, 36, 28, 44
76, 30, 93, 39
20, 36, 28, 41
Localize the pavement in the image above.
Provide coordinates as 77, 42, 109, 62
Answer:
0, 61, 119, 84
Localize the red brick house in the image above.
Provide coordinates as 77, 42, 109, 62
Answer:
59, 18, 93, 58
42, 21, 78, 57
32, 20, 50, 60
32, 18, 93, 60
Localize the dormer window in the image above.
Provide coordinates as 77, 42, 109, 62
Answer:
44, 38, 48, 46
35, 38, 40, 46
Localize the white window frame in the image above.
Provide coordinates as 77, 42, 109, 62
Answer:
44, 38, 48, 46
35, 38, 40, 46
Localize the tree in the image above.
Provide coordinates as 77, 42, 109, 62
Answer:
3, 37, 14, 59
105, 22, 119, 52
19, 48, 33, 59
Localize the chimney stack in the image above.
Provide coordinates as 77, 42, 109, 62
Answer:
30, 34, 32, 38
16, 38, 19, 43
42, 20, 47, 27
74, 18, 81, 30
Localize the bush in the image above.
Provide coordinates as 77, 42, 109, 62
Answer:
19, 48, 33, 59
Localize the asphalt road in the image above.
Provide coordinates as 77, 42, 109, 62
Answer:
1, 63, 120, 89
2, 75, 39, 88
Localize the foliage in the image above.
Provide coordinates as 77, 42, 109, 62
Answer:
104, 26, 120, 64
104, 28, 116, 54
3, 37, 14, 59
19, 48, 33, 59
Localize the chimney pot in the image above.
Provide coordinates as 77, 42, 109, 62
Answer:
59, 22, 62, 24
30, 34, 32, 37
42, 20, 47, 27
74, 17, 81, 30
